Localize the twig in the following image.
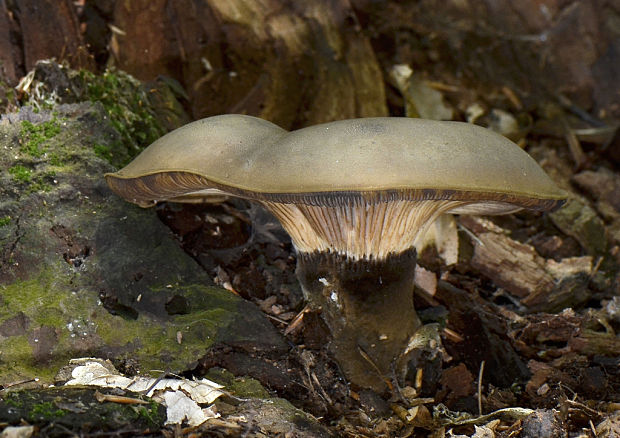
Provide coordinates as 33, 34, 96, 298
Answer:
95, 390, 149, 405
561, 117, 587, 169
556, 93, 605, 127
358, 345, 393, 391
0, 377, 39, 390
425, 80, 460, 93
311, 372, 333, 405
565, 399, 603, 418
284, 304, 310, 336
589, 419, 597, 437
265, 313, 288, 325
458, 223, 484, 247
501, 86, 523, 110
478, 360, 485, 416
141, 369, 170, 396
415, 368, 424, 393
442, 327, 464, 343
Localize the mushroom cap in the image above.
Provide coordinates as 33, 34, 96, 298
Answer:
105, 115, 566, 211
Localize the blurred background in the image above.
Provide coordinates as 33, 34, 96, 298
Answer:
1, 0, 618, 139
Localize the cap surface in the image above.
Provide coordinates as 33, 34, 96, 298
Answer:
106, 115, 566, 210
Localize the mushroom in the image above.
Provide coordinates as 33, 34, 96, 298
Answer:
105, 115, 566, 391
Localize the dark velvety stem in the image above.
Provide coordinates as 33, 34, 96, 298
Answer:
295, 248, 421, 392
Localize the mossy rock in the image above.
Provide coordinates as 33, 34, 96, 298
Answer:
13, 60, 190, 168
0, 387, 166, 434
0, 101, 286, 384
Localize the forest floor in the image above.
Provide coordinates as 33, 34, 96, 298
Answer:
0, 2, 619, 437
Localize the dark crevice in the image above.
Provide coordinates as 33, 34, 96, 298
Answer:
0, 214, 23, 274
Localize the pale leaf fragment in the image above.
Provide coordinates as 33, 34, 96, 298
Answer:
64, 359, 224, 426
164, 390, 220, 426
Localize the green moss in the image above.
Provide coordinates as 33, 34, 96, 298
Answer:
0, 262, 243, 383
7, 164, 53, 192
93, 305, 234, 372
205, 368, 270, 399
0, 336, 63, 383
30, 401, 66, 420
26, 171, 56, 194
20, 118, 62, 158
8, 165, 32, 183
133, 401, 164, 427
93, 143, 113, 162
27, 181, 51, 194
3, 394, 23, 408
0, 216, 10, 226
0, 387, 165, 431
1, 271, 69, 328
48, 152, 65, 166
79, 69, 165, 167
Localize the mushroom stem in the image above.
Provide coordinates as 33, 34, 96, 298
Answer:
295, 248, 420, 392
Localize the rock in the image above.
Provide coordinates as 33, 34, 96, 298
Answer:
201, 368, 333, 436
13, 60, 187, 168
0, 100, 286, 384
0, 387, 166, 434
0, 425, 35, 438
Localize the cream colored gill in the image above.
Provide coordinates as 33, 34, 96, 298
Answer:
262, 199, 465, 260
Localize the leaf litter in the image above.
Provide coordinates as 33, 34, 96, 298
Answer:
64, 358, 223, 426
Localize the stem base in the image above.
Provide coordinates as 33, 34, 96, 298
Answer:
296, 249, 420, 392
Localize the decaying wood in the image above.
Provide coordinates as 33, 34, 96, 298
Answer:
111, 0, 387, 125
509, 307, 620, 366
0, 0, 21, 83
0, 0, 94, 84
568, 329, 620, 357
460, 216, 593, 313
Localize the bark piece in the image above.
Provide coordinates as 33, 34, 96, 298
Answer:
462, 216, 593, 312
0, 387, 166, 433
511, 309, 620, 364
550, 198, 607, 255
573, 167, 620, 217
438, 363, 474, 406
